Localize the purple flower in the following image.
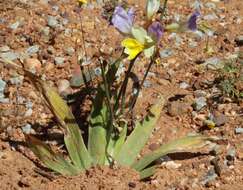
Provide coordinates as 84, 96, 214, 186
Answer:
112, 6, 134, 34
187, 11, 200, 31
148, 22, 164, 41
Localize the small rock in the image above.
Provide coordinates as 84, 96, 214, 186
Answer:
205, 2, 216, 9
194, 97, 207, 111
226, 147, 236, 161
54, 57, 65, 65
203, 13, 218, 21
9, 21, 20, 30
65, 47, 75, 56
9, 75, 24, 85
204, 57, 224, 70
0, 52, 19, 61
41, 27, 50, 36
213, 112, 228, 126
235, 35, 243, 46
0, 78, 6, 92
235, 127, 243, 134
25, 45, 39, 55
94, 67, 102, 76
47, 46, 55, 54
159, 49, 173, 58
143, 80, 152, 88
162, 161, 182, 169
47, 16, 58, 28
201, 168, 217, 186
24, 108, 33, 117
194, 90, 207, 98
23, 58, 41, 73
22, 124, 34, 134
57, 79, 70, 94
179, 82, 190, 89
168, 101, 192, 116
0, 45, 10, 52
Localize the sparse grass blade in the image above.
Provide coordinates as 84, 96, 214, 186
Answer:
132, 135, 218, 171
139, 166, 156, 180
24, 71, 92, 170
113, 125, 127, 158
114, 98, 165, 166
26, 135, 81, 176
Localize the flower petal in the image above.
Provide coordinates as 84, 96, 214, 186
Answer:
148, 22, 164, 41
187, 11, 200, 31
121, 38, 144, 60
131, 26, 148, 44
146, 0, 160, 19
112, 6, 134, 34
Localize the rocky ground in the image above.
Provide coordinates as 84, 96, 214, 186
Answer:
0, 0, 242, 189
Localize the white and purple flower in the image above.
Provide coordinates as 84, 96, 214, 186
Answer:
111, 6, 135, 34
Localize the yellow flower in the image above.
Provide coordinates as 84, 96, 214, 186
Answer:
78, 0, 87, 4
121, 38, 144, 60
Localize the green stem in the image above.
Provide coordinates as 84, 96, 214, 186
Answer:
160, 0, 168, 20
99, 59, 114, 140
114, 54, 140, 114
130, 54, 157, 111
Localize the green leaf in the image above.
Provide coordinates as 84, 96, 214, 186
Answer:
114, 98, 165, 166
24, 72, 92, 170
139, 166, 156, 180
88, 101, 108, 165
113, 125, 127, 158
88, 58, 122, 164
132, 135, 218, 171
26, 135, 80, 176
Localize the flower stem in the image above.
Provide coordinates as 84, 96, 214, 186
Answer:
130, 54, 157, 111
114, 54, 140, 115
160, 0, 168, 20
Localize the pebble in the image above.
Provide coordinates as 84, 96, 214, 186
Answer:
57, 79, 70, 94
0, 78, 9, 103
94, 67, 102, 76
143, 80, 152, 88
205, 2, 216, 9
194, 90, 207, 98
41, 27, 50, 36
0, 45, 10, 52
168, 101, 192, 116
22, 124, 34, 134
47, 16, 58, 28
204, 57, 224, 70
159, 49, 173, 58
23, 58, 42, 73
235, 35, 243, 46
235, 127, 243, 134
0, 78, 6, 92
194, 97, 207, 111
24, 108, 33, 117
9, 21, 20, 30
64, 47, 75, 56
179, 82, 190, 89
25, 45, 40, 55
54, 57, 65, 65
162, 161, 182, 169
203, 13, 218, 21
226, 147, 236, 161
9, 75, 24, 85
201, 168, 217, 186
0, 52, 19, 61
213, 113, 228, 126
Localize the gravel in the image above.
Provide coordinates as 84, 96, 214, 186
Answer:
47, 16, 59, 28
0, 52, 19, 61
25, 45, 40, 55
235, 127, 243, 134
54, 56, 65, 65
194, 97, 207, 111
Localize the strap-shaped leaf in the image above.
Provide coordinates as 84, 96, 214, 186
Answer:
23, 71, 92, 170
114, 98, 165, 166
26, 135, 80, 176
132, 135, 218, 171
88, 58, 122, 164
139, 166, 156, 180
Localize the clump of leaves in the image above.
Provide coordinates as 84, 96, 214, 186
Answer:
216, 56, 243, 100
1, 0, 220, 180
